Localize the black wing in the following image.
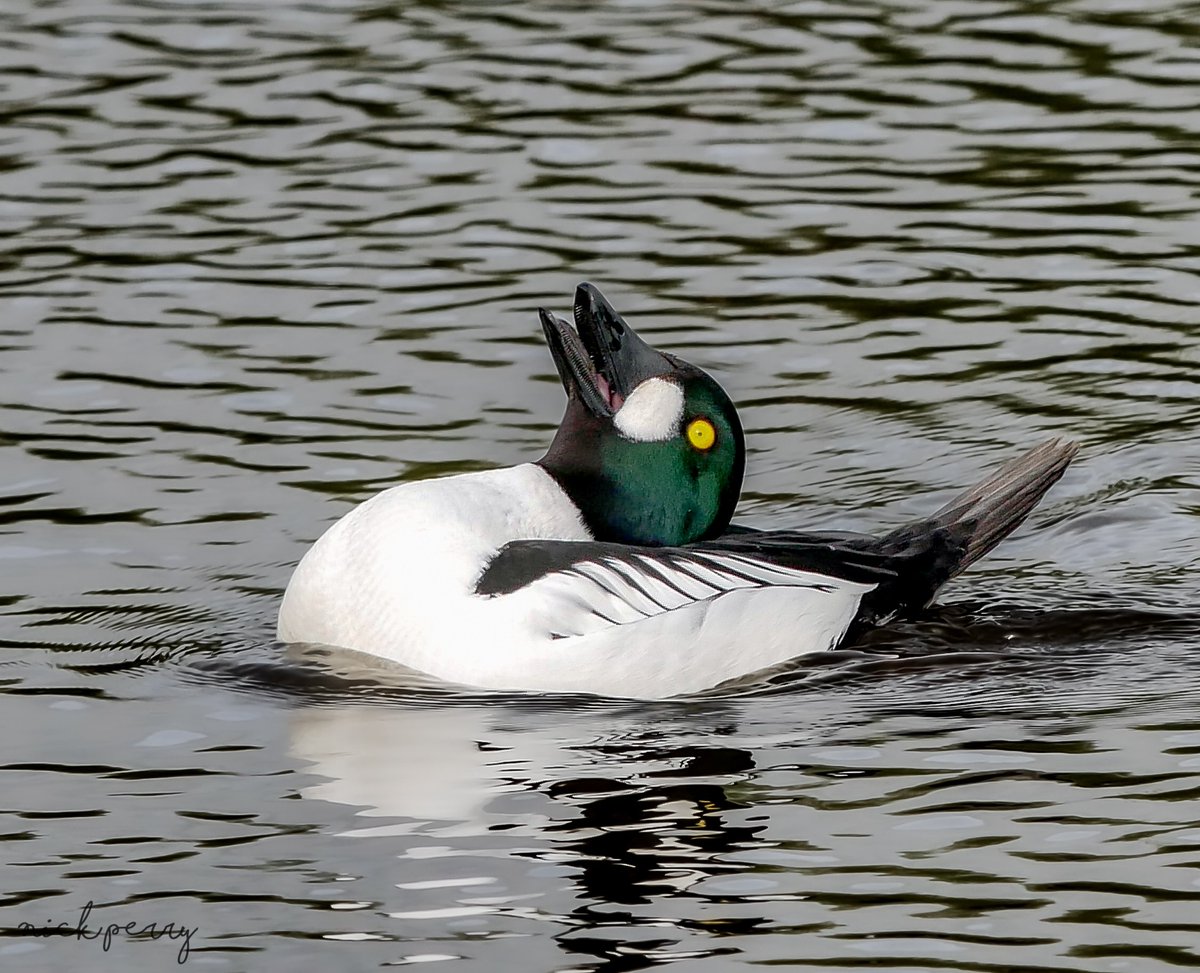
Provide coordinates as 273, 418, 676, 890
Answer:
475, 531, 897, 598
474, 534, 888, 641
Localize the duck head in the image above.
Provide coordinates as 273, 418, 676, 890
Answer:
537, 283, 744, 546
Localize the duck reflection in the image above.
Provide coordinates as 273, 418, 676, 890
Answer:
289, 701, 760, 844
289, 700, 771, 964
544, 745, 758, 903
291, 704, 525, 832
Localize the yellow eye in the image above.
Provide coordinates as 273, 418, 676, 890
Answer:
686, 418, 715, 451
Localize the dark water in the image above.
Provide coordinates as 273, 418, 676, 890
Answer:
3, 0, 1200, 969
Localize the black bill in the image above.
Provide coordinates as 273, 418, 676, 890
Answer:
538, 283, 675, 418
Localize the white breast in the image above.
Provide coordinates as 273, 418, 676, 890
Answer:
277, 464, 591, 678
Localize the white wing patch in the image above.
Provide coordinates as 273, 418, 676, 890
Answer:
613, 377, 684, 442
515, 550, 870, 640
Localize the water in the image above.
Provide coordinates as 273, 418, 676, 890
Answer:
3, 0, 1200, 969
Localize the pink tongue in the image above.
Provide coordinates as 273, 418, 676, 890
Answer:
596, 373, 623, 410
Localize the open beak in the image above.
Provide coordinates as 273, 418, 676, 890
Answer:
538, 283, 675, 418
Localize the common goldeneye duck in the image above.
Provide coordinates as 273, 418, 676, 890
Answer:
278, 283, 1077, 699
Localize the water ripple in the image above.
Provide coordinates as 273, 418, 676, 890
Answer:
3, 0, 1200, 970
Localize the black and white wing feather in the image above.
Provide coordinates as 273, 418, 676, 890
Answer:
475, 536, 892, 640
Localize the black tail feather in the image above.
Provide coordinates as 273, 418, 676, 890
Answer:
866, 438, 1078, 620
920, 437, 1078, 581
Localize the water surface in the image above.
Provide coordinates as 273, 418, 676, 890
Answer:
3, 0, 1200, 970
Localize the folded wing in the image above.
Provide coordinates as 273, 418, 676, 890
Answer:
475, 536, 890, 640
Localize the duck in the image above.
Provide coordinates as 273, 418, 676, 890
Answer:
277, 283, 1077, 699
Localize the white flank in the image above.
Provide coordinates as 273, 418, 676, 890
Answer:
613, 377, 684, 442
490, 551, 874, 696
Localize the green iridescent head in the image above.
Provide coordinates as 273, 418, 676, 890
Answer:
538, 284, 744, 546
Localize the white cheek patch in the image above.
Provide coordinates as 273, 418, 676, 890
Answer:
613, 377, 685, 443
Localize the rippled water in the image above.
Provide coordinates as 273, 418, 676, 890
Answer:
4, 0, 1200, 969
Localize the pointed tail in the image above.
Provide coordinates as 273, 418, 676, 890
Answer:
922, 438, 1077, 579
876, 438, 1078, 615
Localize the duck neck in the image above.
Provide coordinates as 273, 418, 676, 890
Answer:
537, 409, 620, 541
